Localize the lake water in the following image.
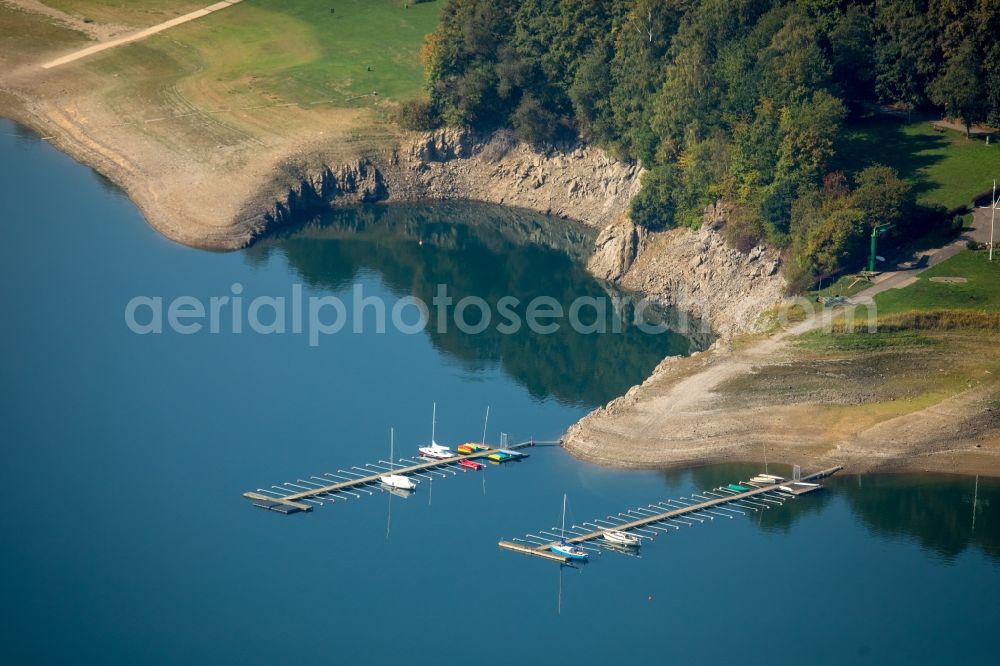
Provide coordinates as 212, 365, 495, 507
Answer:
1, 119, 998, 665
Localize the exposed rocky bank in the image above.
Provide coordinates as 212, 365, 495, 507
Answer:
248, 128, 640, 236
247, 127, 786, 338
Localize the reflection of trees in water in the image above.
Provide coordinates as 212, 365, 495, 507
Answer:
245, 202, 704, 407
660, 464, 830, 533
657, 466, 1000, 561
835, 474, 1000, 563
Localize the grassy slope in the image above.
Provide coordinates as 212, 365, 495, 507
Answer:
836, 115, 1000, 210
71, 0, 439, 151
33, 0, 441, 156
874, 250, 1000, 315
86, 0, 439, 106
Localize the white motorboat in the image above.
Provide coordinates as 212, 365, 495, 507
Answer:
603, 530, 642, 547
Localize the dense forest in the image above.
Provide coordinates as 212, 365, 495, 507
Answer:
407, 0, 1000, 290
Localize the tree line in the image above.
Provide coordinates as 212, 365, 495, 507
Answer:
405, 0, 999, 290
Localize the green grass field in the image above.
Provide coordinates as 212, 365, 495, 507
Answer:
62, 0, 442, 154
836, 115, 1000, 210
88, 0, 440, 107
874, 250, 1000, 315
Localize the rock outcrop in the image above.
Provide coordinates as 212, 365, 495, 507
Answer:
587, 216, 647, 281
615, 222, 785, 338
251, 127, 642, 239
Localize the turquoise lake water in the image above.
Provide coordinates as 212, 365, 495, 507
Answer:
0, 119, 997, 664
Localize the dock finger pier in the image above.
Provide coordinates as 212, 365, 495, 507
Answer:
499, 466, 843, 563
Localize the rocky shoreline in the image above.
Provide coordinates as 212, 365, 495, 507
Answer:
242, 127, 787, 338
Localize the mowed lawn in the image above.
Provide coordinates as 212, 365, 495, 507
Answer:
88, 0, 441, 108
875, 250, 1000, 315
836, 116, 1000, 210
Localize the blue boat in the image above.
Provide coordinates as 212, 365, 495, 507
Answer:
550, 494, 588, 561
550, 541, 589, 561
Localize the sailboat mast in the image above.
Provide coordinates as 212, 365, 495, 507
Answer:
481, 406, 490, 446
390, 427, 394, 472
561, 493, 567, 534
431, 402, 437, 444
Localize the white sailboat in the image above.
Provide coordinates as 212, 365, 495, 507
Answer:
603, 530, 642, 548
381, 427, 417, 491
418, 402, 455, 459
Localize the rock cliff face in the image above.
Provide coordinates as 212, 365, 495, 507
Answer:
586, 214, 784, 337
616, 223, 785, 338
248, 127, 785, 337
252, 128, 642, 236
587, 217, 647, 282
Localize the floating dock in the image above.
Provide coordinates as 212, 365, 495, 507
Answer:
499, 466, 843, 563
244, 440, 546, 514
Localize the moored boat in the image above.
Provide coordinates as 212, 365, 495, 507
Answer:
458, 459, 485, 470
418, 403, 455, 459
603, 530, 642, 547
381, 428, 417, 491
419, 444, 455, 459
551, 541, 589, 561
487, 449, 524, 463
380, 474, 417, 490
550, 494, 589, 561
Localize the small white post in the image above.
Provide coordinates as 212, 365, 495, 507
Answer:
990, 181, 996, 262
980, 180, 997, 262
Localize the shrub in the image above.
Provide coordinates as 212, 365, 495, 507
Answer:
510, 95, 559, 145
395, 98, 438, 131
724, 206, 767, 253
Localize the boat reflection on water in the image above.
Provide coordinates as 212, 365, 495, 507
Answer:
600, 540, 643, 557
383, 485, 416, 500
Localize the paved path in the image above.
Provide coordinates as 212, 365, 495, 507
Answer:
847, 210, 994, 306
40, 0, 244, 70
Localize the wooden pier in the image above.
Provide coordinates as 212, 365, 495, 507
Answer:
245, 440, 545, 514
499, 466, 843, 563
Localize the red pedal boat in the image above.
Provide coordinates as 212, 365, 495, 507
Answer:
458, 459, 485, 470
